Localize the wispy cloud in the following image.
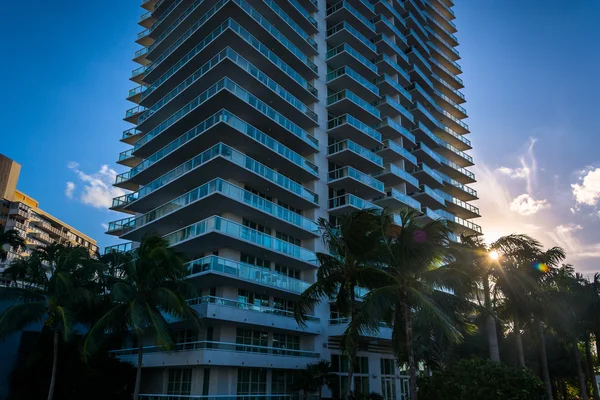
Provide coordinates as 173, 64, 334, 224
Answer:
572, 167, 600, 206
509, 193, 550, 216
67, 162, 126, 209
497, 166, 529, 179
64, 182, 76, 199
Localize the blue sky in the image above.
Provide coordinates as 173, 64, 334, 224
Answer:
2, 1, 600, 272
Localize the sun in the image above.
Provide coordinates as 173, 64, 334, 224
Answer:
489, 250, 500, 261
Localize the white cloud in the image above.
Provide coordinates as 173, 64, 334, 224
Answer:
509, 194, 550, 216
548, 224, 600, 260
572, 167, 600, 206
498, 166, 530, 179
67, 162, 126, 209
65, 182, 76, 199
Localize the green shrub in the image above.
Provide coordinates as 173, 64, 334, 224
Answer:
418, 358, 547, 400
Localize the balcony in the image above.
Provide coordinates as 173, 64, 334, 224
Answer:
374, 54, 411, 86
373, 34, 408, 59
374, 163, 420, 192
328, 194, 381, 216
141, 0, 157, 11
278, 0, 318, 33
417, 207, 444, 223
132, 47, 150, 66
327, 114, 382, 149
436, 190, 480, 219
438, 171, 478, 201
374, 75, 412, 108
326, 21, 377, 57
371, 17, 408, 65
134, 77, 319, 158
433, 87, 467, 119
374, 139, 418, 167
109, 178, 319, 241
431, 73, 465, 105
375, 117, 416, 146
410, 82, 439, 112
372, 187, 421, 212
327, 90, 381, 125
439, 108, 469, 135
126, 85, 146, 104
406, 46, 432, 74
410, 184, 445, 209
135, 29, 154, 47
138, 11, 156, 29
412, 142, 443, 168
111, 143, 318, 215
328, 140, 383, 174
425, 9, 458, 46
412, 163, 443, 188
429, 42, 462, 76
372, 96, 414, 126
435, 139, 474, 167
120, 110, 318, 189
116, 149, 143, 168
411, 102, 440, 132
371, 0, 406, 26
328, 318, 392, 340
326, 43, 379, 79
436, 210, 482, 236
123, 106, 147, 124
186, 255, 310, 296
328, 167, 385, 199
120, 128, 144, 145
189, 296, 320, 334
144, 19, 318, 105
436, 124, 472, 152
326, 66, 379, 101
407, 29, 430, 58
112, 339, 319, 369
404, 12, 429, 43
326, 1, 377, 37
440, 158, 476, 184
427, 0, 457, 34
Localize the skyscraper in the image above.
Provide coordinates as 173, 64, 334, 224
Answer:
107, 0, 480, 398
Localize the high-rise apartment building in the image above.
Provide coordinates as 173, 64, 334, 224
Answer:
106, 0, 480, 398
0, 154, 98, 269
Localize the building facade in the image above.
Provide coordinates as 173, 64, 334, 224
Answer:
106, 0, 479, 398
0, 154, 98, 270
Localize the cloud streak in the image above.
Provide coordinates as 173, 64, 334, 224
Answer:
65, 182, 76, 199
67, 162, 126, 209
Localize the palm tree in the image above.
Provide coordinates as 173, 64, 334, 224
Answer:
294, 209, 390, 399
0, 243, 95, 400
0, 228, 25, 262
294, 360, 337, 399
356, 209, 465, 400
82, 235, 201, 400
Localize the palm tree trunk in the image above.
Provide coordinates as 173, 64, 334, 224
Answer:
585, 337, 599, 400
575, 342, 590, 400
536, 319, 553, 400
133, 340, 144, 400
595, 330, 600, 368
346, 285, 356, 400
514, 314, 526, 367
46, 331, 59, 400
404, 303, 417, 400
483, 272, 500, 362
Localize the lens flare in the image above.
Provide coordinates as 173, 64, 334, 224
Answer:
533, 262, 550, 273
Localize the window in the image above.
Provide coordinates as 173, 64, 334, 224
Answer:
243, 218, 271, 235
380, 359, 396, 375
275, 264, 300, 280
331, 355, 369, 373
332, 355, 370, 398
272, 370, 296, 394
237, 368, 267, 395
237, 290, 269, 308
167, 368, 192, 395
236, 328, 268, 352
381, 359, 399, 400
273, 333, 300, 355
245, 186, 272, 202
276, 232, 301, 246
274, 297, 295, 314
240, 253, 270, 269
176, 330, 196, 350
277, 200, 303, 216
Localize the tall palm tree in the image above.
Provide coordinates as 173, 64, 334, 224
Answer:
294, 209, 390, 399
0, 228, 25, 262
356, 209, 466, 400
82, 235, 201, 400
0, 243, 94, 400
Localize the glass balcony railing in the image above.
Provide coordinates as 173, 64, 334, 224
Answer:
148, 0, 182, 34
377, 164, 420, 188
411, 64, 435, 89
328, 193, 381, 211
420, 185, 445, 204
112, 144, 318, 209
440, 158, 476, 180
376, 0, 406, 29
376, 118, 416, 144
128, 85, 146, 98
107, 217, 135, 233
436, 210, 482, 234
431, 73, 465, 101
144, 19, 317, 101
326, 43, 378, 74
374, 75, 412, 103
412, 102, 440, 128
438, 171, 478, 198
187, 255, 310, 293
327, 90, 381, 119
263, 0, 317, 49
104, 242, 133, 254
372, 96, 414, 123
327, 21, 377, 53
289, 0, 317, 28
425, 10, 458, 43
118, 149, 135, 162
427, 1, 457, 30
373, 33, 407, 59
326, 66, 379, 95
187, 295, 319, 322
412, 83, 439, 113
373, 140, 418, 165
429, 58, 463, 88
139, 395, 315, 400
110, 178, 319, 235
139, 48, 317, 126
436, 139, 473, 164
374, 54, 410, 83
328, 140, 383, 166
373, 187, 421, 211
328, 167, 384, 192
408, 29, 431, 55
436, 189, 480, 215
122, 128, 142, 141
139, 11, 152, 23
111, 339, 319, 358
426, 27, 459, 59
414, 141, 444, 164
328, 114, 382, 143
147, 0, 316, 76
440, 108, 469, 131
327, 1, 376, 33
131, 65, 147, 78
440, 124, 472, 148
165, 216, 318, 264
128, 110, 317, 183
429, 42, 462, 72
414, 163, 443, 185
125, 106, 146, 119
422, 207, 443, 221
433, 88, 467, 115
374, 17, 409, 62
135, 77, 318, 152
137, 29, 149, 40
134, 47, 148, 59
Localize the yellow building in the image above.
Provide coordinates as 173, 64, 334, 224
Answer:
0, 154, 98, 265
